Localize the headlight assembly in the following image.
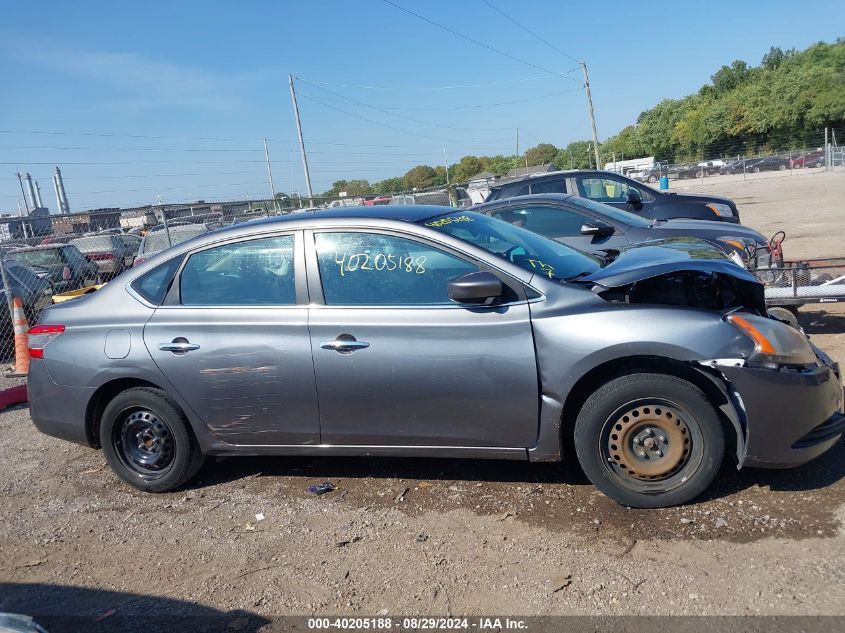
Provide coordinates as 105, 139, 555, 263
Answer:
726, 313, 818, 369
707, 203, 735, 218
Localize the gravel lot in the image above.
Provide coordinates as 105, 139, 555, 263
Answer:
1, 170, 844, 630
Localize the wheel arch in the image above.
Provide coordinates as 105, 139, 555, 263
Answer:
85, 377, 166, 447
560, 354, 745, 465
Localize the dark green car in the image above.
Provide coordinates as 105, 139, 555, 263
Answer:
9, 244, 101, 292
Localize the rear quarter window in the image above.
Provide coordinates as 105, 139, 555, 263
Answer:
131, 256, 183, 305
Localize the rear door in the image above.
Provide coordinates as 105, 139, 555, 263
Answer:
142, 231, 320, 445
306, 228, 538, 448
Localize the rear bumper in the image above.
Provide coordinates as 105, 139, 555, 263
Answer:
721, 362, 843, 468
93, 260, 118, 274
28, 359, 94, 446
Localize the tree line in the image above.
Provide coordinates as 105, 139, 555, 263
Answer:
289, 39, 844, 200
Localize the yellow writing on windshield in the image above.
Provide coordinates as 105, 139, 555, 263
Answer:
425, 215, 474, 228
526, 259, 555, 279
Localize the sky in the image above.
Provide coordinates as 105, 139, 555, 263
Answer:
1, 0, 843, 212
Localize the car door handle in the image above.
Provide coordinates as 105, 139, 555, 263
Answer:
159, 341, 200, 353
321, 339, 370, 353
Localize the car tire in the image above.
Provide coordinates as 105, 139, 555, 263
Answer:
767, 306, 799, 328
100, 387, 205, 493
574, 373, 724, 508
778, 164, 786, 171
648, 176, 658, 183
753, 167, 760, 173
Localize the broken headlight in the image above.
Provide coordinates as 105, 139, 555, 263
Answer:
726, 313, 818, 369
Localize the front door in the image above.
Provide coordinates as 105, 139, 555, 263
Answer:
488, 205, 629, 253
306, 230, 539, 448
143, 232, 320, 445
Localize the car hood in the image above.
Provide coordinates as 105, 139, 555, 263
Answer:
662, 191, 736, 206
581, 238, 757, 286
578, 239, 766, 313
648, 219, 766, 242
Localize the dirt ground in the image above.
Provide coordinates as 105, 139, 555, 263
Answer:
1, 171, 844, 630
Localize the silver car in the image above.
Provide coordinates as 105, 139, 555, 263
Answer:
27, 207, 844, 507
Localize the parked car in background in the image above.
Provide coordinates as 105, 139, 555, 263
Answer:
0, 258, 53, 335
675, 164, 704, 179
482, 170, 741, 223
9, 244, 101, 292
117, 234, 142, 268
70, 235, 134, 279
134, 224, 209, 266
790, 150, 824, 169
719, 159, 747, 175
28, 207, 843, 508
746, 156, 790, 173
474, 194, 767, 261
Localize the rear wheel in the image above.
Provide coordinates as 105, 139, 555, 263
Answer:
574, 373, 724, 508
100, 387, 205, 493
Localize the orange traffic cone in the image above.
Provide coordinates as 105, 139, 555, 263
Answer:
9, 297, 30, 377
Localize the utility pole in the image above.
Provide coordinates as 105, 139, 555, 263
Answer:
581, 62, 601, 170
263, 138, 280, 214
288, 75, 314, 206
515, 127, 519, 157
443, 148, 449, 185
15, 173, 29, 212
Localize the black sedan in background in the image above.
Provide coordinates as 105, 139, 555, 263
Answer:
482, 170, 741, 223
473, 194, 768, 261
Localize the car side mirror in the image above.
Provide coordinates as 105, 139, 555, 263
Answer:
626, 189, 642, 205
580, 222, 614, 237
448, 271, 504, 305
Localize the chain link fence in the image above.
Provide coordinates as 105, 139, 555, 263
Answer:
0, 199, 291, 376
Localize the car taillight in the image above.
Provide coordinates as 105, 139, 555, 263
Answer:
28, 325, 65, 359
89, 253, 114, 261
62, 265, 71, 281
133, 257, 146, 267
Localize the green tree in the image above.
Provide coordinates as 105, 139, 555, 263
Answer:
403, 165, 437, 190
524, 143, 558, 166
451, 155, 483, 182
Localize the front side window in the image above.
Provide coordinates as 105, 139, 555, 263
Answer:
491, 206, 587, 238
315, 232, 478, 305
577, 176, 650, 203
180, 235, 296, 306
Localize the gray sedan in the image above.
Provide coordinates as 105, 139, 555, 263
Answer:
27, 207, 844, 508
474, 193, 768, 261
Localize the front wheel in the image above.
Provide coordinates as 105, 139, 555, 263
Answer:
574, 373, 724, 508
100, 387, 205, 493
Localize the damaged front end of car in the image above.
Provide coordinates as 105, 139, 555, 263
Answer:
562, 239, 843, 469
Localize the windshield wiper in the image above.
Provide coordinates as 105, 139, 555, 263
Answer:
564, 270, 594, 282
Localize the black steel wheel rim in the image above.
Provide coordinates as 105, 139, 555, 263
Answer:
114, 408, 175, 477
598, 398, 705, 494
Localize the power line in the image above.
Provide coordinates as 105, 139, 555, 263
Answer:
381, 0, 582, 83
296, 76, 580, 112
297, 75, 551, 90
295, 78, 514, 131
298, 92, 503, 143
479, 0, 582, 65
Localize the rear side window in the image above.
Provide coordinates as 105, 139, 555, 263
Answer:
179, 235, 296, 306
132, 256, 183, 305
491, 207, 587, 238
530, 179, 567, 194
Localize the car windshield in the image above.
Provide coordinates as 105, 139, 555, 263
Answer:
140, 227, 207, 254
568, 196, 654, 228
419, 212, 602, 281
10, 249, 61, 266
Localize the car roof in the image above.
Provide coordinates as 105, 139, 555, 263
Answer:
476, 193, 575, 208
245, 204, 452, 227
490, 169, 629, 187
9, 244, 66, 252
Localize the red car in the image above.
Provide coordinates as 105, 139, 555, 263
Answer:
790, 150, 824, 169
